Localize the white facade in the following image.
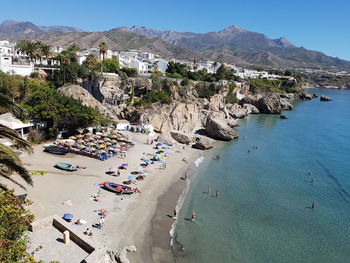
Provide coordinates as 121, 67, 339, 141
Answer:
0, 40, 34, 76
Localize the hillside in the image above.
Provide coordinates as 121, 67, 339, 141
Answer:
1, 20, 350, 71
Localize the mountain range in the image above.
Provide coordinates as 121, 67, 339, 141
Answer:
1, 20, 349, 72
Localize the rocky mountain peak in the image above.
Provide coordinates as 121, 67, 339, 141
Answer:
219, 25, 247, 33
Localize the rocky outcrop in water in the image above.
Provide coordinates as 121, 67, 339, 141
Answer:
205, 117, 239, 141
320, 95, 332, 101
239, 93, 293, 114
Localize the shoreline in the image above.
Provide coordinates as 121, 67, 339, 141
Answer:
146, 147, 219, 263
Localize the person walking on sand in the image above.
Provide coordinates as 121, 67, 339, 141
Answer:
216, 189, 219, 198
208, 187, 211, 195
191, 211, 196, 222
173, 208, 177, 219
99, 217, 105, 229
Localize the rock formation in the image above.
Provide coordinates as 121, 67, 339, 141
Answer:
239, 93, 293, 114
205, 118, 239, 141
320, 95, 332, 101
192, 136, 214, 150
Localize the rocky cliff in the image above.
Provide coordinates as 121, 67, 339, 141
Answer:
60, 75, 313, 144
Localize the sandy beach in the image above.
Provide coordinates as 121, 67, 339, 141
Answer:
1, 132, 201, 262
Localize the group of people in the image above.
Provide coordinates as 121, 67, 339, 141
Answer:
307, 170, 317, 209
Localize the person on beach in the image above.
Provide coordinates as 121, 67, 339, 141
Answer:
99, 217, 105, 229
216, 189, 219, 198
191, 211, 196, 222
84, 228, 93, 237
208, 187, 211, 195
173, 208, 177, 219
311, 201, 316, 209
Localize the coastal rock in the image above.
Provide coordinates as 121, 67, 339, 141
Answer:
240, 93, 293, 114
320, 95, 332, 101
205, 118, 239, 141
226, 104, 249, 118
156, 133, 174, 145
139, 103, 202, 133
297, 92, 314, 100
107, 248, 129, 263
170, 131, 193, 144
58, 84, 113, 117
243, 104, 259, 114
126, 245, 137, 253
192, 136, 214, 150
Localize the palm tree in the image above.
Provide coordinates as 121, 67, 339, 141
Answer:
40, 44, 52, 65
212, 61, 218, 73
67, 43, 81, 52
16, 40, 41, 63
99, 42, 108, 61
56, 51, 72, 84
0, 93, 33, 190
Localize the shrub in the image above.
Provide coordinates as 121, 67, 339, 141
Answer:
195, 84, 216, 98
0, 190, 37, 263
27, 128, 46, 144
226, 83, 238, 104
119, 67, 138, 78
134, 90, 172, 106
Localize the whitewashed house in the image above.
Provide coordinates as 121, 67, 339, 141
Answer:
0, 40, 34, 76
0, 113, 34, 139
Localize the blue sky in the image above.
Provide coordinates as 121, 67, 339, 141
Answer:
1, 0, 349, 60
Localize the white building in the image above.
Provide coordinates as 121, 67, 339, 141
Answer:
0, 113, 34, 139
0, 40, 34, 76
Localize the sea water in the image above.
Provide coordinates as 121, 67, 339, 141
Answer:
174, 88, 350, 263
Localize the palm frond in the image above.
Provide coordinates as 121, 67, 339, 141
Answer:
0, 144, 33, 186
0, 170, 27, 190
0, 124, 32, 152
0, 93, 28, 120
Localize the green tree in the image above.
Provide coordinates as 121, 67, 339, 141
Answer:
39, 43, 52, 64
67, 43, 81, 52
83, 54, 99, 70
0, 189, 38, 263
15, 40, 41, 62
99, 42, 108, 61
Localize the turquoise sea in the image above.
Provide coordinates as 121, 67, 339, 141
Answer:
174, 88, 350, 263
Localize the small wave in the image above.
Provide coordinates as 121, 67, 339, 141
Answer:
195, 156, 205, 167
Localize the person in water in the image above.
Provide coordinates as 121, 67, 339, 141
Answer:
173, 208, 177, 219
215, 155, 220, 160
216, 189, 219, 198
311, 201, 316, 209
311, 178, 316, 183
191, 211, 196, 222
208, 187, 211, 195
308, 170, 312, 175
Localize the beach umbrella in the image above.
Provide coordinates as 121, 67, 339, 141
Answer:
161, 146, 169, 150
140, 172, 147, 176
77, 139, 84, 143
154, 154, 161, 159
144, 160, 152, 163
85, 133, 93, 137
76, 134, 84, 138
99, 150, 106, 153
122, 163, 128, 167
63, 213, 73, 220
118, 166, 126, 170
69, 136, 76, 140
156, 143, 163, 147
158, 148, 164, 152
